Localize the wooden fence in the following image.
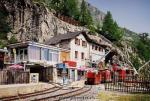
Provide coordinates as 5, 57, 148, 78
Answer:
0, 70, 29, 85
105, 75, 150, 93
56, 14, 80, 26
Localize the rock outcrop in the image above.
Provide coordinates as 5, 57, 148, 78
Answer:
0, 0, 85, 43
78, 0, 106, 25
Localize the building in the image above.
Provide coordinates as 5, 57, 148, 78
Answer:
46, 31, 108, 81
7, 41, 64, 82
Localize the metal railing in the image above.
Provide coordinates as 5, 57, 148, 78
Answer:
105, 75, 150, 93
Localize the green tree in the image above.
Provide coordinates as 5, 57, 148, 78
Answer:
62, 0, 80, 20
8, 35, 18, 44
0, 9, 11, 39
102, 11, 123, 41
48, 0, 63, 14
131, 55, 141, 70
79, 0, 93, 26
136, 35, 150, 61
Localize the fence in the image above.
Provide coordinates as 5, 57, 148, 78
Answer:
56, 14, 80, 26
0, 70, 29, 85
105, 75, 150, 93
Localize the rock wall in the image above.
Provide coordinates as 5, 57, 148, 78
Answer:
78, 0, 106, 25
1, 0, 85, 43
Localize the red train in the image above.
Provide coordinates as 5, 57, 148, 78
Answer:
85, 68, 129, 85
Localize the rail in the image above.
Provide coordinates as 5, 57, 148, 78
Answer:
0, 83, 63, 101
105, 75, 150, 93
32, 85, 92, 101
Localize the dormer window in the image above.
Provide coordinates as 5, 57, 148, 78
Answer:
99, 47, 101, 51
95, 46, 98, 50
75, 38, 80, 45
92, 45, 94, 50
82, 41, 87, 47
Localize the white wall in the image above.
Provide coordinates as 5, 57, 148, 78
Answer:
70, 34, 90, 68
89, 44, 105, 63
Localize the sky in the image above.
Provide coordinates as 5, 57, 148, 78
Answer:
87, 0, 150, 34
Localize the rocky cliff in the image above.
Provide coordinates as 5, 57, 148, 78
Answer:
78, 0, 106, 25
0, 0, 85, 43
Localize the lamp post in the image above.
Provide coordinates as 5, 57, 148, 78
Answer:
23, 61, 27, 71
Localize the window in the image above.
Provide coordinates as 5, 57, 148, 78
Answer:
29, 46, 40, 60
92, 45, 94, 50
49, 51, 52, 61
95, 46, 98, 50
75, 38, 80, 45
81, 52, 84, 60
75, 51, 78, 59
49, 50, 59, 62
41, 48, 48, 61
53, 53, 58, 62
99, 47, 101, 51
82, 41, 87, 47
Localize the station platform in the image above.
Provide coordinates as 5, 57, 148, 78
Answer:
0, 83, 54, 98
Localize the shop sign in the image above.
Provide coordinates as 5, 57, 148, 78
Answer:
30, 73, 39, 83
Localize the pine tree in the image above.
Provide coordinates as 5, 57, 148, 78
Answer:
62, 0, 80, 20
102, 11, 123, 41
79, 0, 93, 26
48, 0, 63, 14
0, 9, 11, 39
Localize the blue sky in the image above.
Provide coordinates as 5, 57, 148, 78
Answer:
87, 0, 150, 34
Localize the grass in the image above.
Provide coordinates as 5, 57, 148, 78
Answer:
97, 91, 150, 101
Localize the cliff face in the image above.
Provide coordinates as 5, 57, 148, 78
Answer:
0, 0, 84, 43
87, 2, 105, 25
78, 0, 106, 25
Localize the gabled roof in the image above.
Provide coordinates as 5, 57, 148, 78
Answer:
46, 31, 109, 48
45, 31, 82, 45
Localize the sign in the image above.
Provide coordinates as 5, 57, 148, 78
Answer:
30, 73, 39, 83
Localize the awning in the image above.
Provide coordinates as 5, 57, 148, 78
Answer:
56, 63, 66, 69
63, 61, 77, 67
77, 66, 86, 71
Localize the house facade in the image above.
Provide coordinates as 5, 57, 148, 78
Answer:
7, 41, 63, 82
46, 31, 108, 81
90, 43, 105, 65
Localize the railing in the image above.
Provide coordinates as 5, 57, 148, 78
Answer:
105, 75, 150, 93
0, 70, 29, 85
56, 14, 80, 26
4, 55, 28, 64
16, 55, 28, 63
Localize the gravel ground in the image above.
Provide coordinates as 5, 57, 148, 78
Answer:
61, 85, 104, 101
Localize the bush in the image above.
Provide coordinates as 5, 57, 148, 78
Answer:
8, 35, 18, 44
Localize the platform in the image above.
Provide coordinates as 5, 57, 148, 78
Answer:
0, 83, 54, 98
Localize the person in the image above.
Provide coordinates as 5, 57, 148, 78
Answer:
98, 61, 104, 70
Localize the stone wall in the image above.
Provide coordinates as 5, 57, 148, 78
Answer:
1, 0, 85, 43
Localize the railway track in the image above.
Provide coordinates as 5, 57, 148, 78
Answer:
0, 83, 63, 101
0, 84, 92, 101
33, 85, 92, 101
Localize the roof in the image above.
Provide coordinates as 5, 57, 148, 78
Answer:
46, 31, 109, 47
7, 41, 70, 52
0, 48, 8, 53
45, 31, 82, 45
